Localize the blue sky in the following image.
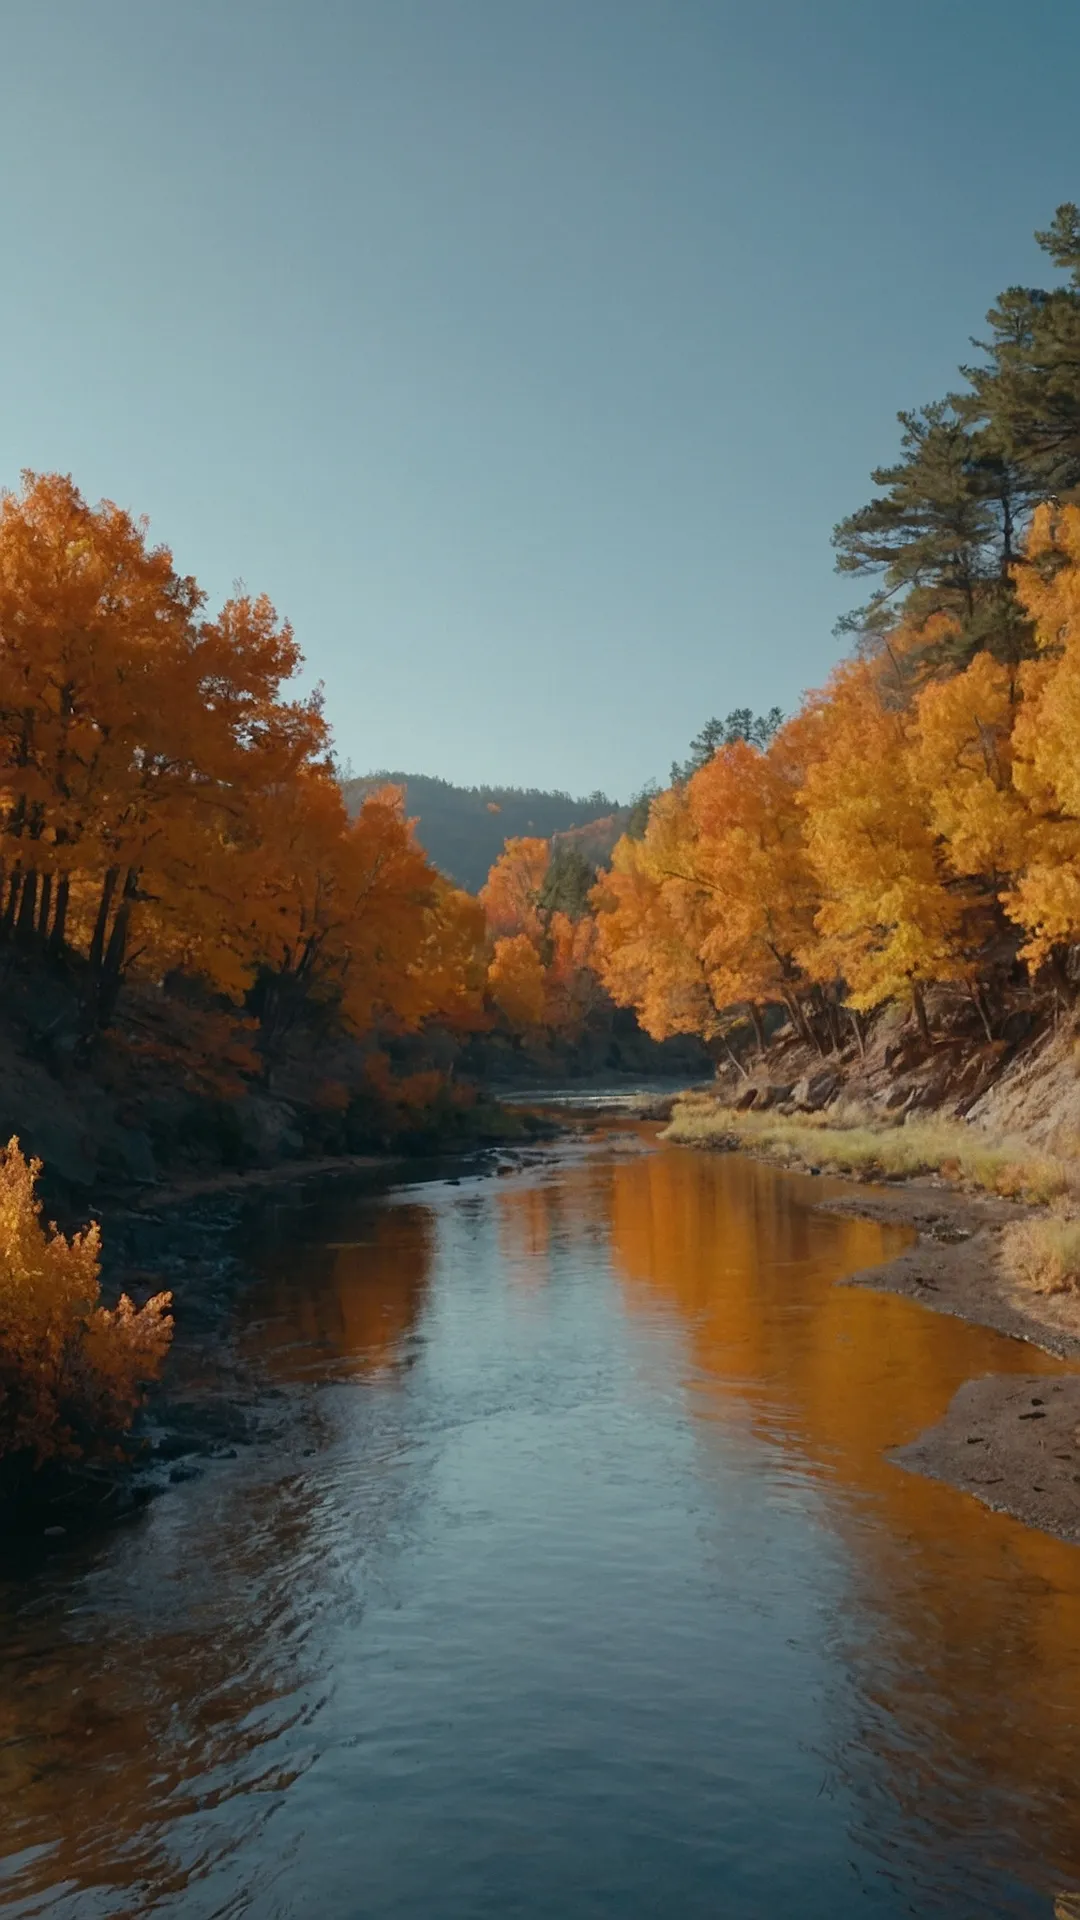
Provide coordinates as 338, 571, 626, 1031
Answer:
4, 1, 1079, 800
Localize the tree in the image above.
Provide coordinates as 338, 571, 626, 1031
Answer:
670, 707, 783, 784
832, 401, 1033, 669
0, 1137, 171, 1475
798, 660, 974, 1038
536, 842, 597, 925
241, 780, 437, 1064
1000, 503, 1080, 971
686, 733, 821, 1043
543, 910, 605, 1040
478, 836, 549, 940
487, 933, 546, 1029
963, 205, 1080, 502
590, 788, 728, 1042
0, 476, 330, 1026
907, 649, 1028, 887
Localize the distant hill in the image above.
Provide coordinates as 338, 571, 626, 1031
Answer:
342, 772, 628, 893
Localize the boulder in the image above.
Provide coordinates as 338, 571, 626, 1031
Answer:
232, 1094, 303, 1166
755, 1083, 795, 1110
791, 1069, 842, 1112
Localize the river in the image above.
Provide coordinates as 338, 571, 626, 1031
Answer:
2, 1124, 1080, 1918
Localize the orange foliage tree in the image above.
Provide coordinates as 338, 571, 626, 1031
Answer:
590, 536, 1080, 1053
0, 472, 490, 1091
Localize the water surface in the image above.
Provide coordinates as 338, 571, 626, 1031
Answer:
2, 1129, 1079, 1917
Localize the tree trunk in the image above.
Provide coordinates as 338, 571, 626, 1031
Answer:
747, 1002, 766, 1057
2, 869, 22, 938
849, 1006, 866, 1060
15, 870, 38, 942
912, 981, 932, 1048
716, 1033, 750, 1081
36, 873, 52, 943
96, 868, 138, 1026
970, 983, 994, 1044
49, 875, 70, 956
88, 866, 120, 976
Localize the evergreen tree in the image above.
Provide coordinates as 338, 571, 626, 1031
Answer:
537, 842, 597, 923
963, 204, 1080, 501
832, 401, 1033, 668
670, 707, 783, 784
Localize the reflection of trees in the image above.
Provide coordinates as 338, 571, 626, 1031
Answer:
608, 1146, 1080, 1901
241, 1197, 435, 1380
0, 1464, 336, 1916
496, 1154, 615, 1279
0, 1194, 439, 1917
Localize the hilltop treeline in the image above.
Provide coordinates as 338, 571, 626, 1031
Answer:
342, 771, 622, 893
589, 207, 1080, 1055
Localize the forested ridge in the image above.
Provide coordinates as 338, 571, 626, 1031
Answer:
342, 771, 624, 893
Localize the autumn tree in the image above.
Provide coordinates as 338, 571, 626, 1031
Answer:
0, 1137, 171, 1478
1000, 503, 1080, 975
798, 660, 976, 1039
240, 779, 439, 1065
685, 733, 821, 1044
487, 932, 547, 1030
478, 836, 549, 941
590, 788, 730, 1044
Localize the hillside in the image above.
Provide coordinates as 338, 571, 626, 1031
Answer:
343, 772, 628, 892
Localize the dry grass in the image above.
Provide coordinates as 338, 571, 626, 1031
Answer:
1001, 1214, 1080, 1295
661, 1098, 1071, 1205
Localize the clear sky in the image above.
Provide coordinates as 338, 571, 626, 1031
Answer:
3, 2, 1079, 800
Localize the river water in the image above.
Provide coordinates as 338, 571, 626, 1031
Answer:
3, 1126, 1080, 1918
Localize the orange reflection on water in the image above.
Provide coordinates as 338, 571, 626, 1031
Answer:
242, 1200, 435, 1380
607, 1140, 1080, 1890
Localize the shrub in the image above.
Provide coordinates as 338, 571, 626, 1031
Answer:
0, 1138, 172, 1476
1001, 1214, 1080, 1295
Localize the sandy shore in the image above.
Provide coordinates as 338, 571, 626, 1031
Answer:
892, 1372, 1080, 1545
816, 1181, 1080, 1544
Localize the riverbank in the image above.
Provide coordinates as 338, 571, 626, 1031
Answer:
826, 1184, 1080, 1545
0, 1114, 563, 1547
662, 1092, 1080, 1545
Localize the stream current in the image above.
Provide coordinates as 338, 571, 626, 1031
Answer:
3, 1124, 1080, 1917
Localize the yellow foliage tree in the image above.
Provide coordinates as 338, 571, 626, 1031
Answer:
1004, 505, 1080, 968
798, 661, 972, 1038
687, 735, 821, 1040
590, 789, 730, 1042
487, 932, 547, 1028
0, 1139, 172, 1473
479, 837, 549, 940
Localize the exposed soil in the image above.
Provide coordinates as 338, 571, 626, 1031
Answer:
892, 1374, 1080, 1546
822, 1184, 1080, 1358
815, 1180, 1080, 1545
